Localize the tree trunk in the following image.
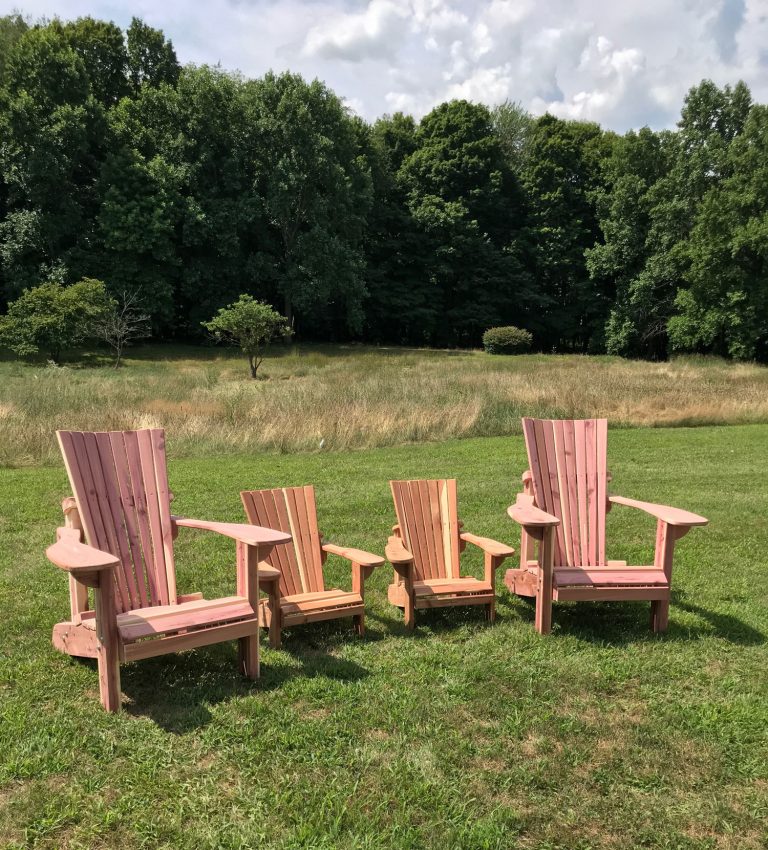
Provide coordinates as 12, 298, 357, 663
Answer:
248, 355, 257, 379
283, 294, 294, 343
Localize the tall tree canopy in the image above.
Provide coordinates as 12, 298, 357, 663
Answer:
599, 80, 752, 358
521, 115, 612, 351
244, 71, 372, 336
399, 100, 533, 345
0, 13, 766, 360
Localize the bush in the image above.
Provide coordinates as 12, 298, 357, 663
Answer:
482, 326, 533, 354
0, 278, 111, 363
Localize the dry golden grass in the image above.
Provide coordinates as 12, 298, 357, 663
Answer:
1, 343, 767, 466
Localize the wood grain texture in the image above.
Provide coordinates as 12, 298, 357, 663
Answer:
51, 428, 267, 711
510, 418, 707, 635
241, 485, 378, 643
388, 479, 512, 628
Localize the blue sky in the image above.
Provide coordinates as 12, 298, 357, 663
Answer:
3, 0, 767, 130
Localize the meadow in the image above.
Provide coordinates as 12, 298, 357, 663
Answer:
1, 344, 768, 466
0, 346, 767, 849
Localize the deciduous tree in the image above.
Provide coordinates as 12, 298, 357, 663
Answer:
202, 294, 290, 378
0, 278, 111, 362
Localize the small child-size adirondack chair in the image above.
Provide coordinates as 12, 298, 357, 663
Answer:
386, 478, 515, 628
47, 429, 291, 712
240, 486, 384, 646
505, 418, 708, 634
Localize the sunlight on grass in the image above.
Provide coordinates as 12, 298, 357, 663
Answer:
0, 426, 766, 849
1, 345, 768, 467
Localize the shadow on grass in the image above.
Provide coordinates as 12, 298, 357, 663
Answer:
366, 602, 494, 637
74, 631, 371, 732
503, 589, 765, 646
4, 341, 471, 368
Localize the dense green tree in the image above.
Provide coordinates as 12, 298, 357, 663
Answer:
0, 277, 110, 361
0, 12, 29, 85
126, 17, 179, 91
173, 68, 261, 330
244, 71, 372, 335
603, 80, 752, 357
98, 66, 255, 329
361, 113, 436, 344
491, 100, 533, 172
669, 103, 768, 359
521, 115, 610, 350
59, 17, 129, 105
587, 127, 671, 355
0, 23, 107, 297
0, 12, 766, 360
95, 136, 183, 325
399, 100, 533, 346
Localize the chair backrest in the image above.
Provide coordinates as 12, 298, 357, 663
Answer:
521, 417, 608, 567
57, 429, 177, 613
240, 486, 324, 599
390, 479, 461, 582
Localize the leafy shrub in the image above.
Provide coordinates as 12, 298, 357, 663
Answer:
0, 278, 111, 363
482, 326, 533, 354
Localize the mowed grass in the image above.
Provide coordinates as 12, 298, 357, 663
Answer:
2, 343, 768, 466
1, 425, 767, 849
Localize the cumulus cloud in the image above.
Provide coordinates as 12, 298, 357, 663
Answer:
303, 0, 411, 61
4, 0, 767, 130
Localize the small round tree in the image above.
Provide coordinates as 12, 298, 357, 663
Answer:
202, 295, 291, 378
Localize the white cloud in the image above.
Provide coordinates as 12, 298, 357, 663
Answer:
303, 0, 411, 61
3, 0, 767, 130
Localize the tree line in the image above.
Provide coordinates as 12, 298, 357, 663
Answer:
1, 13, 767, 360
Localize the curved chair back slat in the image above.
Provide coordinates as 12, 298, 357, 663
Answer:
522, 418, 608, 567
57, 429, 177, 613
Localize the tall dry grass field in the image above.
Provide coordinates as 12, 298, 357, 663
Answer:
1, 344, 767, 466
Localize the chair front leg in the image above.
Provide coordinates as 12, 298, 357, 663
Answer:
237, 541, 260, 679
534, 527, 555, 635
93, 572, 121, 712
262, 576, 282, 649
351, 562, 375, 637
650, 520, 688, 633
393, 563, 415, 630
484, 552, 511, 623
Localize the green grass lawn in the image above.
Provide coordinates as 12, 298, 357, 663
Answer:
1, 425, 767, 849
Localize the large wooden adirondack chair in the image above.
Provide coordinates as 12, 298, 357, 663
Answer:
386, 478, 515, 628
504, 418, 708, 634
46, 429, 291, 712
240, 486, 384, 647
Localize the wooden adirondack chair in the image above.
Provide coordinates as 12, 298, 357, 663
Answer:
386, 478, 515, 629
240, 486, 384, 647
47, 429, 291, 712
504, 418, 708, 634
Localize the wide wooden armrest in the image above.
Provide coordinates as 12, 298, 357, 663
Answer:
322, 543, 385, 568
385, 535, 414, 565
171, 516, 292, 546
608, 496, 708, 527
47, 527, 118, 574
507, 497, 560, 528
460, 532, 514, 559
